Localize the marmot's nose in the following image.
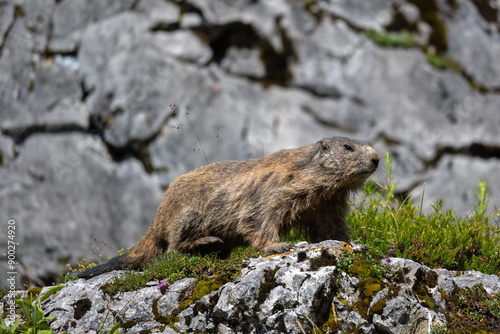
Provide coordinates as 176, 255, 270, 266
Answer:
372, 158, 379, 168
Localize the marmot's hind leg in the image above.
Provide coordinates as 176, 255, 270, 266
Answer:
177, 236, 225, 254
173, 210, 225, 254
248, 222, 294, 254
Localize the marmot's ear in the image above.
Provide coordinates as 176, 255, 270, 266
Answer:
319, 138, 330, 151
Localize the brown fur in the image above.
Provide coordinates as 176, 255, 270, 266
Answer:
79, 137, 379, 278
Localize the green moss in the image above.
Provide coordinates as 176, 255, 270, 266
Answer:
415, 285, 436, 310
439, 289, 449, 301
318, 302, 342, 332
257, 269, 283, 304
335, 248, 410, 322
334, 247, 408, 320
365, 283, 382, 297
192, 279, 223, 302
177, 279, 223, 311
351, 259, 372, 278
151, 277, 224, 330
14, 5, 24, 18
120, 320, 137, 329
368, 284, 401, 318
426, 53, 461, 72
412, 268, 438, 310
152, 296, 177, 328
369, 298, 386, 316
353, 278, 383, 319
363, 29, 419, 48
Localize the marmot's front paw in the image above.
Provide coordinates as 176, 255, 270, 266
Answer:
263, 242, 294, 254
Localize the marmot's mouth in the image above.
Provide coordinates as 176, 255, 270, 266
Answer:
359, 167, 377, 175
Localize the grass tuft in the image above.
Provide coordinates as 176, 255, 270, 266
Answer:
350, 154, 500, 275
101, 247, 265, 295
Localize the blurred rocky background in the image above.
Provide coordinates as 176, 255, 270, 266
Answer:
1, 0, 499, 288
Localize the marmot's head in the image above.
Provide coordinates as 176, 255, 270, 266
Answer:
315, 137, 380, 188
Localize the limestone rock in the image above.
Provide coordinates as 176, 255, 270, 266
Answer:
0, 134, 163, 287
0, 133, 15, 165
410, 155, 500, 215
438, 0, 500, 90
221, 47, 266, 78
320, 0, 395, 30
0, 23, 87, 139
5, 241, 497, 333
0, 2, 16, 48
136, 0, 180, 27
79, 12, 213, 149
49, 0, 136, 53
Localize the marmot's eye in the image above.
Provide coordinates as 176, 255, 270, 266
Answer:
344, 144, 353, 151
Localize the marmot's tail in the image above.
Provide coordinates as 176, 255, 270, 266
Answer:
78, 226, 165, 279
77, 255, 127, 278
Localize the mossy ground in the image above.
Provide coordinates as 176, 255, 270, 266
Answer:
100, 247, 266, 295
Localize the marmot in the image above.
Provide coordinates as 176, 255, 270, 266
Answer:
79, 137, 379, 278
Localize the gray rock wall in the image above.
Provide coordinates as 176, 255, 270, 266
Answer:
1, 0, 500, 287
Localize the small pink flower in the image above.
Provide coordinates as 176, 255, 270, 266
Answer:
157, 282, 170, 292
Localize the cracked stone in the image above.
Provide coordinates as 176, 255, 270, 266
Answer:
49, 0, 136, 53
0, 38, 87, 139
221, 46, 266, 78
439, 0, 500, 90
0, 2, 16, 50
0, 133, 163, 287
320, 0, 396, 30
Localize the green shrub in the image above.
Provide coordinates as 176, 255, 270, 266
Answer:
350, 153, 500, 275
